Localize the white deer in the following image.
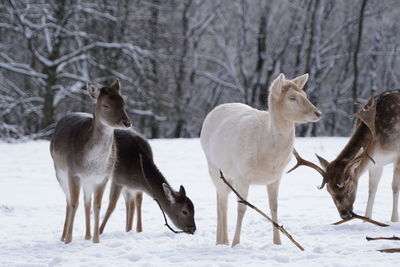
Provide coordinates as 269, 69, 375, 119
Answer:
200, 73, 321, 247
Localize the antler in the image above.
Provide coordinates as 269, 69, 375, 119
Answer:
342, 98, 377, 175
353, 97, 377, 138
345, 148, 375, 171
287, 149, 329, 189
343, 146, 376, 176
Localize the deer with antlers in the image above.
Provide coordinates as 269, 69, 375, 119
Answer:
289, 90, 400, 222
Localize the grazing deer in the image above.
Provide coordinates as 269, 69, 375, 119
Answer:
200, 73, 321, 247
289, 90, 400, 222
99, 129, 196, 235
50, 80, 131, 244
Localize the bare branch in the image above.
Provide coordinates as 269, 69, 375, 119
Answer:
219, 170, 305, 251
332, 212, 389, 227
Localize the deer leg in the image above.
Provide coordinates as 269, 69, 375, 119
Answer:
216, 189, 229, 245
365, 166, 383, 218
391, 161, 400, 222
268, 180, 282, 245
127, 197, 135, 232
135, 192, 143, 232
64, 176, 80, 244
208, 162, 230, 245
61, 202, 70, 242
100, 181, 122, 234
92, 181, 107, 243
231, 183, 250, 247
83, 190, 92, 240
123, 191, 135, 232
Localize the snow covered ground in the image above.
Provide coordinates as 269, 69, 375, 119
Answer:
1, 137, 399, 266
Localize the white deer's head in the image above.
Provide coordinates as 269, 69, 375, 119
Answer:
269, 73, 321, 123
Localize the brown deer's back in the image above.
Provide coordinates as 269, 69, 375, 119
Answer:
375, 91, 400, 150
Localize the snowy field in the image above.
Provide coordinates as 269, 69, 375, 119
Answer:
1, 137, 400, 266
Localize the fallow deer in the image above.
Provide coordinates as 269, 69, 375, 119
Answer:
289, 90, 400, 222
200, 73, 321, 247
50, 80, 131, 244
99, 129, 196, 235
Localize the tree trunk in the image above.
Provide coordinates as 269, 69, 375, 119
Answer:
352, 0, 368, 113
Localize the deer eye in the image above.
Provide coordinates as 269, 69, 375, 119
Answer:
182, 210, 188, 216
288, 95, 296, 101
102, 104, 111, 110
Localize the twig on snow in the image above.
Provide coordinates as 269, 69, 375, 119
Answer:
366, 236, 400, 241
332, 212, 389, 227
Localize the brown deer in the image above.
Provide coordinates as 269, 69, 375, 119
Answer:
50, 80, 131, 244
99, 129, 196, 235
289, 90, 400, 222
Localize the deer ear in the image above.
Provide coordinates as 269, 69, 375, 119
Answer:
270, 73, 286, 96
110, 80, 120, 91
87, 83, 100, 102
179, 185, 186, 196
291, 73, 309, 90
315, 154, 329, 170
162, 183, 175, 203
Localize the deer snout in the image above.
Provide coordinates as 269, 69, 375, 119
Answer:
339, 210, 352, 220
308, 108, 322, 122
184, 225, 196, 234
122, 119, 131, 128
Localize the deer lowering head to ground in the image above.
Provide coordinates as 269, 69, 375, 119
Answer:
289, 90, 400, 222
99, 129, 196, 235
200, 73, 321, 247
50, 80, 131, 244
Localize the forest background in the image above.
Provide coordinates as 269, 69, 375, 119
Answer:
1, 0, 397, 139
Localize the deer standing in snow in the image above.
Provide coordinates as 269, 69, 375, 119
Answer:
50, 80, 131, 244
200, 73, 321, 247
99, 129, 196, 234
289, 90, 400, 222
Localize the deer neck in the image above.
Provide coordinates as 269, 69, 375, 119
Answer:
140, 157, 171, 210
268, 101, 295, 138
334, 122, 373, 178
86, 109, 115, 157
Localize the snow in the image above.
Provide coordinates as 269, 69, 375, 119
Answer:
0, 137, 400, 266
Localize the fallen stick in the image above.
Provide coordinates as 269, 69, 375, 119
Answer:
378, 248, 400, 253
366, 236, 400, 241
332, 212, 389, 227
219, 170, 305, 251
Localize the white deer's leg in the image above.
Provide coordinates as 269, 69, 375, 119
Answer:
135, 192, 143, 232
231, 183, 249, 247
216, 189, 230, 245
92, 181, 107, 243
83, 190, 92, 240
100, 181, 122, 234
267, 180, 281, 245
391, 161, 400, 222
365, 166, 383, 218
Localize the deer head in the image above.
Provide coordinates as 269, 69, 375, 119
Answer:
87, 80, 131, 129
162, 183, 196, 234
287, 98, 377, 219
269, 73, 322, 123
